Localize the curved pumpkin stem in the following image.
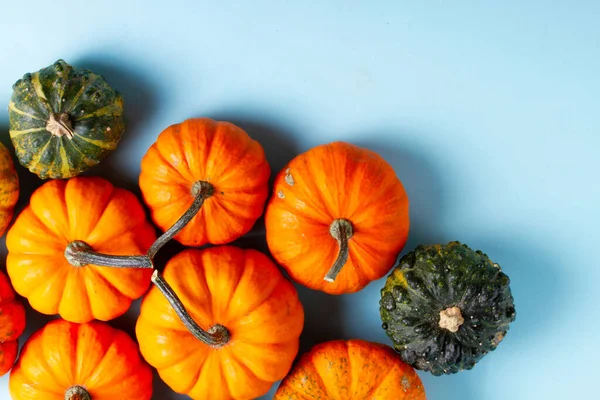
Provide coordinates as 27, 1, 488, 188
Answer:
65, 385, 91, 400
324, 218, 354, 283
151, 270, 230, 347
147, 180, 214, 258
64, 240, 152, 268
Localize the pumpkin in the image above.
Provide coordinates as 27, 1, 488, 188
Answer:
135, 246, 304, 400
0, 142, 19, 237
0, 270, 26, 376
9, 319, 153, 400
274, 339, 426, 400
380, 241, 517, 375
139, 118, 270, 248
5, 176, 156, 323
264, 141, 410, 294
8, 59, 124, 179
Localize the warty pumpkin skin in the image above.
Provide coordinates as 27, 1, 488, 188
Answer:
5, 176, 156, 323
0, 142, 19, 237
265, 141, 410, 294
135, 246, 304, 400
139, 117, 270, 247
274, 339, 427, 400
8, 59, 125, 179
380, 242, 516, 375
9, 319, 153, 400
0, 270, 26, 376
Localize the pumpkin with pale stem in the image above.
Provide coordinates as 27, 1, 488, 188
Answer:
5, 176, 155, 323
274, 339, 426, 399
0, 142, 19, 238
9, 319, 153, 400
139, 117, 270, 247
265, 141, 410, 294
8, 59, 124, 179
136, 246, 304, 400
0, 271, 26, 376
380, 241, 516, 375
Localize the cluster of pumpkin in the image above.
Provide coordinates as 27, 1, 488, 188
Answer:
0, 60, 516, 399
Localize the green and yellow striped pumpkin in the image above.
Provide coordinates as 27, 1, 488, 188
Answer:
8, 59, 125, 179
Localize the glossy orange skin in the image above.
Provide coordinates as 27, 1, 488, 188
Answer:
9, 319, 153, 400
265, 141, 410, 294
136, 246, 304, 400
0, 142, 19, 237
139, 118, 270, 247
0, 270, 26, 376
274, 339, 427, 400
6, 177, 156, 323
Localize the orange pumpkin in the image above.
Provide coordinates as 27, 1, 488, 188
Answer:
139, 118, 270, 248
136, 246, 304, 400
265, 141, 410, 294
274, 339, 427, 400
0, 270, 26, 376
9, 319, 153, 400
6, 176, 156, 323
0, 141, 19, 237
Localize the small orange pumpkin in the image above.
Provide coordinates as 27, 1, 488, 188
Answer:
265, 141, 410, 294
9, 319, 153, 400
274, 339, 427, 399
6, 176, 156, 323
139, 118, 270, 247
136, 246, 304, 400
0, 270, 26, 376
0, 142, 19, 237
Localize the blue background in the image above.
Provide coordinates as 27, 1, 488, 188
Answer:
1, 1, 598, 399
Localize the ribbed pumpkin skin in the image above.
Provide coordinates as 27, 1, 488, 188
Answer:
9, 319, 153, 400
139, 118, 270, 247
8, 59, 124, 179
380, 242, 517, 375
0, 142, 19, 237
6, 176, 155, 323
274, 339, 426, 400
136, 246, 304, 400
0, 271, 26, 376
265, 142, 410, 294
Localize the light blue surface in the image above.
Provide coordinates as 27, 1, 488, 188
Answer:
1, 1, 598, 399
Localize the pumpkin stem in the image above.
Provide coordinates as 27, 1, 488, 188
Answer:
151, 270, 230, 347
324, 218, 354, 283
65, 385, 91, 400
147, 180, 214, 258
47, 113, 75, 139
64, 240, 152, 268
439, 306, 464, 333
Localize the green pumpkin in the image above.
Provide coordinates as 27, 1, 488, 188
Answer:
380, 241, 516, 375
8, 59, 124, 179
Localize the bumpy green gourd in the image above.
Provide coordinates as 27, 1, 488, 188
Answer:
8, 59, 124, 179
380, 241, 516, 375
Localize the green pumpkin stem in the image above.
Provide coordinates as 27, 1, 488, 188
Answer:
147, 180, 214, 258
324, 218, 354, 283
64, 240, 152, 268
46, 113, 75, 139
151, 270, 230, 347
65, 385, 91, 400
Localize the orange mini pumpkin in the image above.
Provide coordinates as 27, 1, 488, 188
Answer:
139, 118, 270, 247
136, 246, 304, 400
274, 339, 427, 400
0, 270, 26, 376
6, 176, 156, 323
0, 142, 19, 237
9, 319, 153, 400
265, 141, 410, 294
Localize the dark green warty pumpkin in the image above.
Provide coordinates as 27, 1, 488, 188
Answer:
8, 59, 124, 179
380, 241, 516, 375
